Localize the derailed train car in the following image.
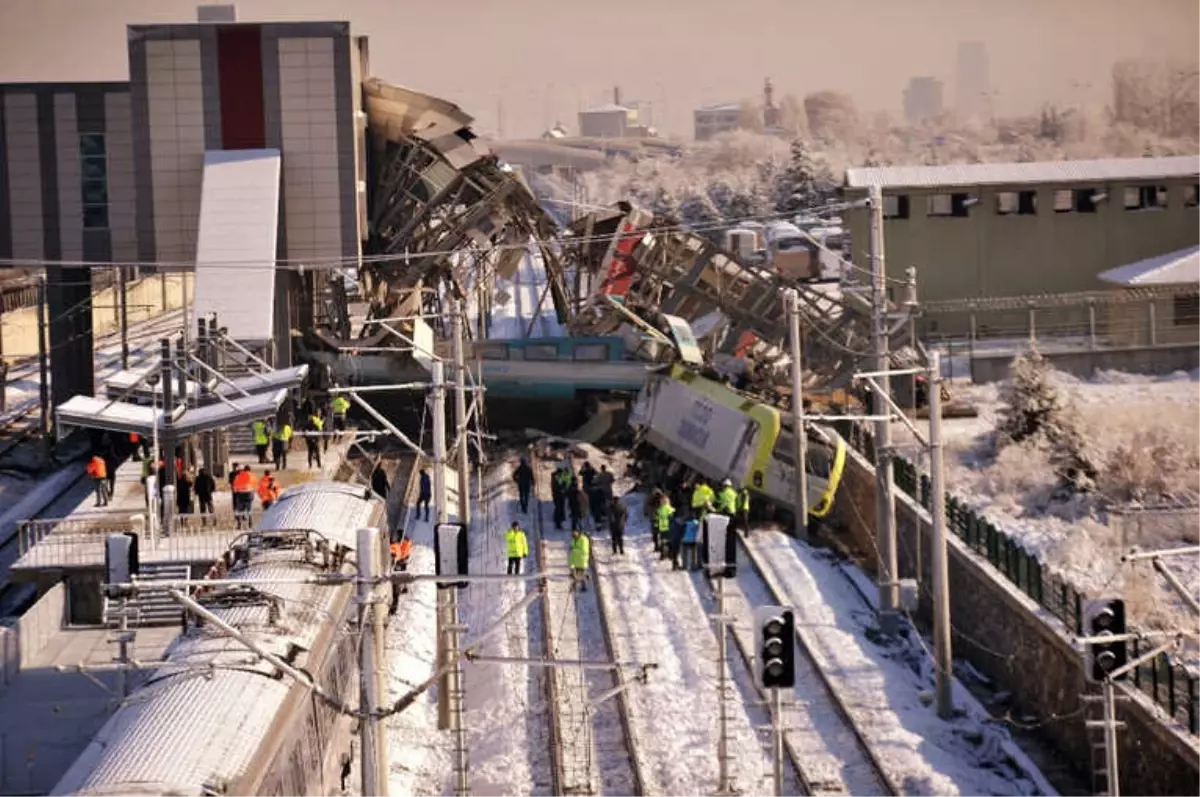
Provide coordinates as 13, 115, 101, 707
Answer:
52, 482, 386, 797
631, 364, 846, 518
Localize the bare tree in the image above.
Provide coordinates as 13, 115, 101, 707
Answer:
803, 90, 859, 144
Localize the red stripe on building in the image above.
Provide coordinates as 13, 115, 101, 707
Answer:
216, 26, 265, 149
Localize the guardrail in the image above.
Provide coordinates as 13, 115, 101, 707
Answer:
16, 511, 244, 569
834, 419, 1199, 736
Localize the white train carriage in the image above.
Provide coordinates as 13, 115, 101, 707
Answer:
52, 482, 387, 797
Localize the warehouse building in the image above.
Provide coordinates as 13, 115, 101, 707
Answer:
842, 156, 1200, 305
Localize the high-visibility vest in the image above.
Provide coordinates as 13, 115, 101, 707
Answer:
716, 486, 738, 514
691, 484, 714, 510
310, 414, 324, 432
553, 469, 572, 489
253, 421, 269, 445
391, 539, 413, 562
505, 527, 528, 558
232, 470, 257, 493
274, 424, 292, 442
737, 488, 751, 512
87, 456, 107, 479
331, 396, 350, 416
257, 477, 279, 504
654, 501, 675, 532
129, 433, 140, 444
568, 533, 591, 569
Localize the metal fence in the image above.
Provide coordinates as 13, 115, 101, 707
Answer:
16, 511, 242, 569
834, 419, 1199, 736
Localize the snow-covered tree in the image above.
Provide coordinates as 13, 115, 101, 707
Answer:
772, 138, 834, 213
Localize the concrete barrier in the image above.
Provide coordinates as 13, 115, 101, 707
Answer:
0, 582, 65, 693
829, 444, 1200, 795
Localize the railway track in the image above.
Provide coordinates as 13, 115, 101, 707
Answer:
530, 447, 644, 796
734, 531, 901, 797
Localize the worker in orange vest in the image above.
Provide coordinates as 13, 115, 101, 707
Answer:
86, 454, 109, 507
257, 470, 281, 510
231, 465, 258, 529
389, 537, 414, 613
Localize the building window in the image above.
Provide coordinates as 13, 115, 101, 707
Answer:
572, 343, 610, 362
79, 133, 109, 229
523, 344, 560, 361
1174, 293, 1199, 327
928, 192, 971, 217
1125, 185, 1167, 211
883, 194, 909, 219
1053, 189, 1074, 213
476, 343, 509, 360
1074, 188, 1099, 213
1185, 184, 1199, 208
995, 191, 1035, 215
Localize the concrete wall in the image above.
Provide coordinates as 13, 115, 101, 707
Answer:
0, 583, 65, 693
844, 176, 1200, 304
829, 443, 1200, 795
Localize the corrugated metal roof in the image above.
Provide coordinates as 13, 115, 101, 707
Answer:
57, 389, 285, 437
580, 103, 629, 114
1098, 245, 1200, 286
844, 155, 1200, 189
696, 102, 741, 113
192, 150, 281, 342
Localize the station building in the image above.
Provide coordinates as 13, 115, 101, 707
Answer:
842, 157, 1200, 306
0, 5, 369, 404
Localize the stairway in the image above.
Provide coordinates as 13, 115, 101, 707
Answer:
103, 563, 191, 628
215, 342, 272, 457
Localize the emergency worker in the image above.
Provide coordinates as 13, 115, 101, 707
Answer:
87, 454, 109, 507
257, 470, 280, 510
505, 521, 529, 575
252, 420, 270, 464
569, 529, 591, 591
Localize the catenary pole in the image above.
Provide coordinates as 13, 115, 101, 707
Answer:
869, 184, 899, 631
433, 359, 452, 732
36, 275, 50, 436
927, 351, 954, 718
357, 526, 389, 796
786, 289, 808, 537
449, 302, 470, 796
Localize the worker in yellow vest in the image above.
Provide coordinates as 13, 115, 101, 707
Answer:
272, 421, 292, 470
505, 521, 529, 575
252, 420, 270, 463
690, 480, 715, 520
715, 479, 738, 515
331, 395, 351, 436
306, 411, 324, 469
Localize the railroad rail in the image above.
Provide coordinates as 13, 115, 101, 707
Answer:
736, 532, 901, 796
530, 448, 644, 795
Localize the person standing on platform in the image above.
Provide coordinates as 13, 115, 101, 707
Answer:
569, 528, 591, 592
416, 468, 432, 522
103, 447, 119, 502
194, 467, 215, 515
505, 521, 529, 575
331, 394, 351, 438
608, 496, 628, 555
176, 470, 193, 516
232, 465, 257, 529
551, 464, 571, 530
513, 457, 534, 514
371, 465, 390, 501
257, 470, 280, 511
305, 411, 324, 469
252, 420, 270, 464
272, 421, 292, 470
87, 453, 109, 507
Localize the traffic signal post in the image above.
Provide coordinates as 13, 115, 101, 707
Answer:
754, 606, 796, 797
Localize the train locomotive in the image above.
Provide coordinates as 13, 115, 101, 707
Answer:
52, 482, 387, 797
631, 364, 846, 518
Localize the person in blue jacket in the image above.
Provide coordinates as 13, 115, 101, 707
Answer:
679, 516, 701, 571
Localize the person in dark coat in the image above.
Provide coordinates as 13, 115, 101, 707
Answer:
667, 514, 686, 565
176, 471, 193, 515
372, 466, 390, 500
417, 469, 432, 522
551, 465, 571, 530
513, 458, 534, 514
567, 477, 585, 530
579, 460, 597, 492
103, 448, 119, 500
194, 468, 216, 515
608, 497, 628, 555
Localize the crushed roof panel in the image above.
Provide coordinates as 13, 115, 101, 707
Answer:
1098, 246, 1200, 287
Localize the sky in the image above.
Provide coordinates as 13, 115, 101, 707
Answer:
0, 0, 1195, 139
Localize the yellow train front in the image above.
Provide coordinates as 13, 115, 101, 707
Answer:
631, 364, 846, 518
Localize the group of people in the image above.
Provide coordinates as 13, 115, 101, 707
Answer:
649, 476, 749, 572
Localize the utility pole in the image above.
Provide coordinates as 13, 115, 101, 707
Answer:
433, 359, 451, 733
36, 275, 50, 436
715, 575, 732, 795
117, 266, 129, 370
927, 350, 954, 719
449, 301, 471, 796
357, 526, 389, 797
1102, 678, 1120, 797
772, 688, 784, 796
868, 184, 899, 632
785, 289, 808, 536
160, 338, 177, 537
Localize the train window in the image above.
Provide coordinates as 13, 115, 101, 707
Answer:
523, 344, 560, 361
476, 343, 509, 360
573, 343, 610, 361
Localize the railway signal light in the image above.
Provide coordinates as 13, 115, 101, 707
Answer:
754, 606, 796, 690
703, 513, 736, 578
1081, 598, 1127, 683
434, 523, 468, 589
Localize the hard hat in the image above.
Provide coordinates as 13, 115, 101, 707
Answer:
722, 478, 732, 487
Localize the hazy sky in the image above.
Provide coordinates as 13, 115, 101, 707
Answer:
0, 0, 1195, 138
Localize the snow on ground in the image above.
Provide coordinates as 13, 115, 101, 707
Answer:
456, 468, 550, 796
596, 487, 783, 796
748, 529, 1055, 797
893, 367, 1199, 659
484, 247, 566, 340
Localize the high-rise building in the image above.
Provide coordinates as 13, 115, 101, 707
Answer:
903, 77, 944, 123
955, 41, 991, 119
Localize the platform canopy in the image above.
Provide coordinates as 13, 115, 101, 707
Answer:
57, 389, 288, 438
103, 364, 309, 403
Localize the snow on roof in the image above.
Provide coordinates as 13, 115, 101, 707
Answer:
1098, 246, 1200, 287
579, 103, 629, 114
845, 155, 1200, 190
696, 102, 741, 113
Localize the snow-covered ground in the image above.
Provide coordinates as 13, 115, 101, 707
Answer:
895, 367, 1199, 662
